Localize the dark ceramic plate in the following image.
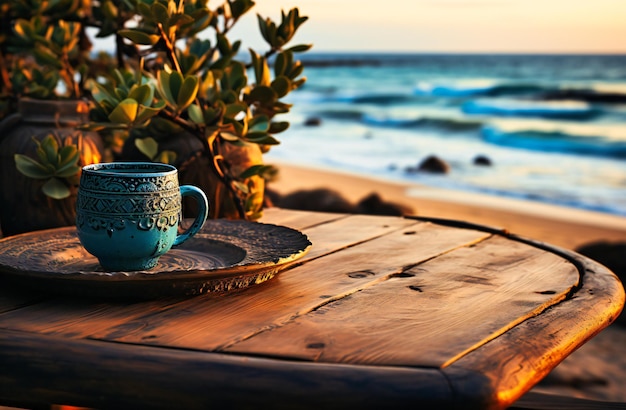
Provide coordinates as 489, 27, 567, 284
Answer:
0, 220, 311, 299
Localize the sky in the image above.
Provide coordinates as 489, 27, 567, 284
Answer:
229, 0, 626, 53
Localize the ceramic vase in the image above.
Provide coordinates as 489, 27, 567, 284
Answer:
121, 130, 265, 220
0, 98, 103, 236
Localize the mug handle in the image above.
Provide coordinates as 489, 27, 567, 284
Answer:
173, 185, 209, 246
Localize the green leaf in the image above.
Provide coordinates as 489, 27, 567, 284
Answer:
249, 115, 270, 132
187, 104, 204, 124
245, 86, 277, 106
223, 116, 244, 136
14, 154, 52, 179
168, 71, 184, 104
288, 44, 313, 53
135, 137, 159, 160
220, 89, 238, 104
128, 84, 155, 107
55, 164, 81, 178
35, 141, 48, 164
220, 132, 240, 142
289, 61, 304, 79
177, 75, 199, 110
137, 2, 152, 17
245, 132, 280, 145
200, 105, 221, 125
57, 145, 79, 171
256, 14, 269, 43
157, 71, 176, 107
231, 40, 242, 55
118, 29, 159, 46
151, 2, 170, 26
42, 178, 71, 199
271, 76, 291, 98
216, 33, 231, 55
41, 135, 60, 166
274, 52, 286, 77
269, 121, 290, 134
210, 57, 230, 71
225, 103, 247, 118
239, 164, 274, 179
273, 101, 293, 114
88, 81, 117, 106
229, 0, 254, 19
170, 13, 195, 28
226, 61, 247, 91
293, 78, 307, 89
108, 98, 138, 124
135, 103, 165, 124
244, 191, 264, 215
33, 48, 63, 69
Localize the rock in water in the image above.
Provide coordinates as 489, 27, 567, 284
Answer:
415, 155, 450, 174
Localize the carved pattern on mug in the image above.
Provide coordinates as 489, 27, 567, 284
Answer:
76, 191, 181, 233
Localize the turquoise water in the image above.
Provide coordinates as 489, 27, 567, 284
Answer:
265, 53, 626, 216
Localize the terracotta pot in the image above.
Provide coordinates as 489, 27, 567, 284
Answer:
121, 131, 265, 220
0, 98, 103, 236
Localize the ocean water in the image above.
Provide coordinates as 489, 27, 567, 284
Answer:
264, 53, 626, 216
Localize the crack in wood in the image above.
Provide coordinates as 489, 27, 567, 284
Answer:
217, 232, 496, 352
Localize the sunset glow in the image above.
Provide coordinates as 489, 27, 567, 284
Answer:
234, 0, 626, 53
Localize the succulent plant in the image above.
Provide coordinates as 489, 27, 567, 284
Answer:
83, 0, 310, 219
1, 0, 96, 199
1, 0, 309, 216
0, 0, 92, 102
14, 134, 82, 199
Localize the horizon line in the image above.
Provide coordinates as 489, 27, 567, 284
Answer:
300, 50, 626, 56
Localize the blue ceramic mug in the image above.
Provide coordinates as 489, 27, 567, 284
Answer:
76, 162, 209, 271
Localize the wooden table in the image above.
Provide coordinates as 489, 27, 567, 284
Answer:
0, 208, 623, 409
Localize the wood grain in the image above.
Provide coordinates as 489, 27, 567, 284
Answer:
260, 207, 347, 230
224, 236, 579, 368
0, 328, 455, 410
445, 244, 625, 409
0, 211, 623, 410
0, 214, 417, 339
86, 220, 489, 350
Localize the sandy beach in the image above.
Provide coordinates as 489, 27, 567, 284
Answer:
268, 161, 626, 404
268, 161, 626, 251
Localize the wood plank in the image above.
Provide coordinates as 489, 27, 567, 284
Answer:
0, 209, 341, 319
0, 284, 47, 314
0, 297, 185, 336
86, 221, 490, 352
444, 244, 626, 409
0, 214, 416, 339
223, 236, 579, 369
0, 328, 456, 410
260, 207, 347, 230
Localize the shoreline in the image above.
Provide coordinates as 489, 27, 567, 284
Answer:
268, 160, 626, 251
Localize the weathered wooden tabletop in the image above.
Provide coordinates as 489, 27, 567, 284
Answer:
0, 208, 624, 409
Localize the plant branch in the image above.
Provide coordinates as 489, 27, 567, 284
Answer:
157, 110, 246, 219
60, 55, 80, 98
0, 53, 12, 95
157, 23, 182, 73
209, 135, 246, 219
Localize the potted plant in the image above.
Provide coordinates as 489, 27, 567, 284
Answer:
0, 0, 309, 237
84, 0, 310, 220
0, 0, 104, 236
